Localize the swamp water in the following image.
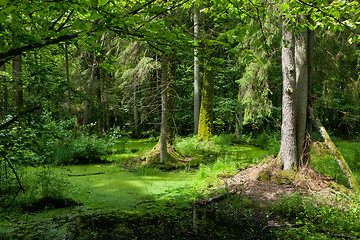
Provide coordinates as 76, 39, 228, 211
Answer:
0, 140, 270, 239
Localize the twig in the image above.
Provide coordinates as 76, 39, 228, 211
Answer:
67, 172, 104, 177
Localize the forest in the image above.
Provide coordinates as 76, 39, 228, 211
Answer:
1, 0, 360, 239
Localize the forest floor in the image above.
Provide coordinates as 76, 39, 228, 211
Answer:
1, 140, 359, 239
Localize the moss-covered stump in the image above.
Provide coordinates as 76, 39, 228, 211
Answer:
126, 143, 191, 169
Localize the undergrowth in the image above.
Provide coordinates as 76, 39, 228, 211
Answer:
272, 191, 360, 239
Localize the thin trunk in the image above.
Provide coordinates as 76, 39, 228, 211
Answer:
308, 106, 358, 191
295, 15, 309, 165
65, 43, 71, 114
1, 64, 7, 120
133, 84, 139, 137
198, 64, 214, 140
83, 53, 97, 126
13, 54, 23, 112
280, 3, 297, 170
235, 88, 244, 138
160, 53, 169, 163
194, 6, 200, 134
167, 51, 176, 146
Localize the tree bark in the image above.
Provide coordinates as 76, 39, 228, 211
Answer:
65, 43, 71, 114
295, 15, 309, 165
193, 6, 200, 134
280, 4, 297, 170
235, 87, 244, 138
83, 52, 97, 126
1, 64, 7, 120
198, 64, 214, 141
308, 106, 358, 191
160, 53, 169, 163
166, 51, 176, 146
303, 16, 316, 166
13, 55, 23, 112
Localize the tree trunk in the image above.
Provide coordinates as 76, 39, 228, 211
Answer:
295, 15, 309, 165
280, 4, 297, 170
193, 6, 200, 134
13, 54, 23, 112
133, 84, 139, 137
1, 64, 7, 120
308, 106, 358, 191
83, 53, 97, 126
303, 16, 316, 166
166, 51, 176, 146
198, 64, 214, 141
65, 43, 71, 114
160, 53, 169, 163
235, 87, 244, 138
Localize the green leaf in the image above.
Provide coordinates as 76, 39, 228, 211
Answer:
98, 0, 107, 7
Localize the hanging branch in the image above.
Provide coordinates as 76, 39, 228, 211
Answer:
0, 106, 41, 131
3, 156, 25, 194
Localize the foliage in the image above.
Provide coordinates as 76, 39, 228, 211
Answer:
273, 191, 360, 239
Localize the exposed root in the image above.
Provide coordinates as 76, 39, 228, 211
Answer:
126, 143, 192, 169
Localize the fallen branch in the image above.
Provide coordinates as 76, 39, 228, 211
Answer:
194, 189, 237, 206
261, 223, 305, 231
67, 172, 104, 177
308, 106, 358, 191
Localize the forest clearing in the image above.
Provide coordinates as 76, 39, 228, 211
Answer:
1, 0, 360, 239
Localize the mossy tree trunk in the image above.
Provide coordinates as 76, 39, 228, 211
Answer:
308, 106, 358, 191
133, 50, 181, 165
197, 64, 214, 141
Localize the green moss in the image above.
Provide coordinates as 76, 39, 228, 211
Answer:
198, 66, 214, 141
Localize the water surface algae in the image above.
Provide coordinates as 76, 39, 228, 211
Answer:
0, 142, 267, 239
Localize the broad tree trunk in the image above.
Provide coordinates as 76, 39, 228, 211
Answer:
308, 107, 358, 191
303, 16, 316, 166
193, 6, 200, 134
280, 4, 297, 170
295, 15, 309, 165
83, 53, 97, 126
198, 64, 214, 141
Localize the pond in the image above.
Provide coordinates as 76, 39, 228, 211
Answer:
0, 139, 270, 239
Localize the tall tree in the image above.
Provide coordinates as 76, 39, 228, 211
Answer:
83, 52, 98, 126
13, 55, 23, 112
193, 6, 200, 134
197, 63, 215, 140
280, 0, 298, 170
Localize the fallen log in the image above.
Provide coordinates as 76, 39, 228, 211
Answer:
308, 106, 358, 191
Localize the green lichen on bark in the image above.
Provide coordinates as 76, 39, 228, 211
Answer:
198, 65, 214, 141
